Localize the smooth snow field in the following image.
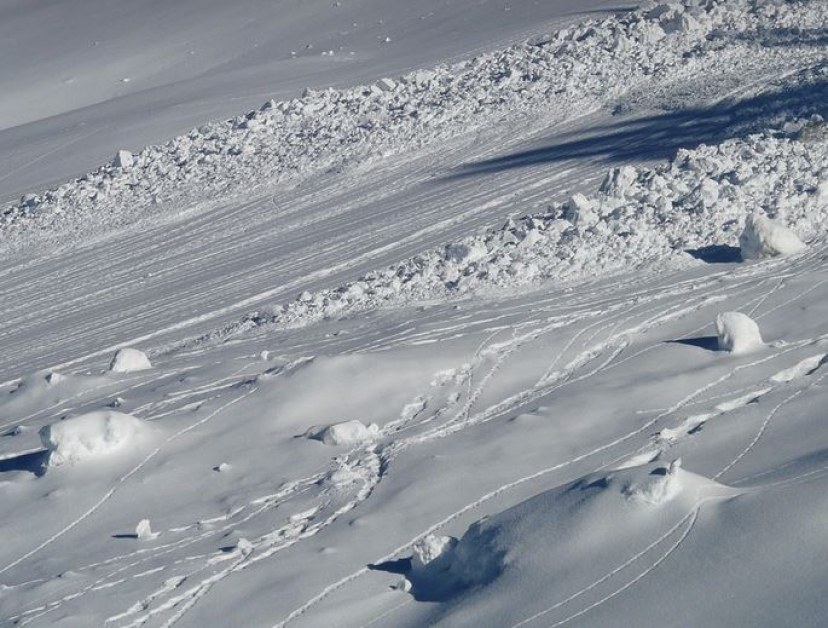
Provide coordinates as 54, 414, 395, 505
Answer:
1, 1, 827, 627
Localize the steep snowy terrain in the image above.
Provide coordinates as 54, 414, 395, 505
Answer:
1, 1, 827, 626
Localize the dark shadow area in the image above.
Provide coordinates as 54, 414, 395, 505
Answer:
112, 533, 140, 539
445, 72, 827, 179
686, 245, 742, 264
725, 27, 828, 50
369, 557, 412, 575
668, 337, 719, 352
0, 449, 48, 477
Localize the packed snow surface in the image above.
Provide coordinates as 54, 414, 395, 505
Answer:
1, 0, 828, 627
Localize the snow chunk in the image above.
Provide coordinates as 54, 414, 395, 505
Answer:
739, 214, 806, 260
114, 150, 134, 169
135, 519, 159, 541
716, 312, 763, 355
411, 534, 458, 573
304, 419, 379, 446
39, 410, 147, 467
109, 347, 152, 373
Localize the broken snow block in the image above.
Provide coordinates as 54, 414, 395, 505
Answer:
716, 312, 763, 355
739, 214, 805, 260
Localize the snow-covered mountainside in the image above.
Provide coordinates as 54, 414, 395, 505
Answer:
1, 1, 827, 626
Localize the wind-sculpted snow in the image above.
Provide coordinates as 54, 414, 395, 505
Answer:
203, 125, 827, 340
2, 0, 826, 251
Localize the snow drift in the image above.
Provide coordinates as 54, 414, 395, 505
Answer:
39, 410, 148, 467
304, 420, 379, 446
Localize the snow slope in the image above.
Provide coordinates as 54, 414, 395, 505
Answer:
0, 0, 622, 203
1, 1, 828, 627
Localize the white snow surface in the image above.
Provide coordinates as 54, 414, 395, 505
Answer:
1, 1, 828, 627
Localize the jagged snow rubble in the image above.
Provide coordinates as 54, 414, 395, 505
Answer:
3, 0, 827, 248
716, 311, 763, 355
401, 462, 734, 601
207, 123, 827, 339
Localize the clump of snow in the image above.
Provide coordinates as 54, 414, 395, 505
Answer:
39, 410, 147, 467
739, 213, 806, 260
716, 312, 763, 355
304, 420, 379, 446
411, 534, 458, 573
109, 347, 152, 373
135, 519, 159, 541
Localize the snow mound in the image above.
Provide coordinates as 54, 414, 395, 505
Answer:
39, 410, 147, 467
411, 534, 458, 574
304, 420, 379, 446
404, 462, 735, 608
739, 213, 806, 260
109, 347, 152, 373
716, 312, 763, 355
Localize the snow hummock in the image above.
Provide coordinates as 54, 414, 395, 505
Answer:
411, 534, 458, 573
402, 462, 734, 606
109, 347, 152, 373
716, 312, 763, 355
739, 213, 807, 260
204, 120, 828, 341
304, 419, 379, 446
39, 410, 148, 467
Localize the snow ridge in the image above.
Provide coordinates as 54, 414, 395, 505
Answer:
3, 0, 826, 251
199, 122, 827, 341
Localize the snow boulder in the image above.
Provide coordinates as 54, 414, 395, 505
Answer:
114, 149, 134, 169
739, 214, 806, 260
716, 312, 763, 355
39, 410, 147, 467
109, 347, 152, 373
304, 420, 379, 446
